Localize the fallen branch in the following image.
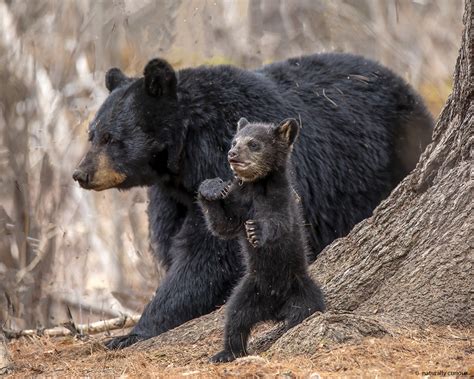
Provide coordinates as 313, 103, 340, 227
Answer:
3, 314, 140, 340
57, 296, 126, 320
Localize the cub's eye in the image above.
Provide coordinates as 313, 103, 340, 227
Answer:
248, 140, 260, 151
231, 140, 236, 147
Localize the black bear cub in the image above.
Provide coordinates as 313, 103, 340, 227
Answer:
198, 118, 325, 363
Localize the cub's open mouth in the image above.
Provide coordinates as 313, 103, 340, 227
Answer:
228, 159, 249, 168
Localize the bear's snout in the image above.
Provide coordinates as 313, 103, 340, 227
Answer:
72, 169, 89, 186
73, 151, 126, 191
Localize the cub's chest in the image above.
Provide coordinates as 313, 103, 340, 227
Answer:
234, 185, 274, 217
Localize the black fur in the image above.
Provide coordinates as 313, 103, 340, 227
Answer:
199, 120, 325, 363
72, 53, 433, 349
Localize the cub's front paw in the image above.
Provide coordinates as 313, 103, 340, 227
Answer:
198, 178, 232, 201
209, 350, 238, 363
245, 220, 262, 248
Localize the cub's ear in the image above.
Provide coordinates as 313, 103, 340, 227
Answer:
105, 68, 127, 92
143, 58, 177, 98
275, 118, 300, 146
237, 117, 250, 132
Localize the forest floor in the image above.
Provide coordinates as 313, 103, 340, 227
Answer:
4, 323, 473, 378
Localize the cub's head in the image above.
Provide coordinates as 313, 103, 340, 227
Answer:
228, 118, 300, 182
73, 59, 185, 191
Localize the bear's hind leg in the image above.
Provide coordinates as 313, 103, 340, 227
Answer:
279, 279, 325, 331
210, 278, 267, 363
106, 212, 244, 349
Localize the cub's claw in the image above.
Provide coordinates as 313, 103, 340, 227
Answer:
198, 178, 232, 201
245, 220, 261, 248
220, 182, 232, 198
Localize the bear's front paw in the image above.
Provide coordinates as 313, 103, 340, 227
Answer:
105, 333, 143, 350
198, 178, 232, 201
245, 220, 262, 248
209, 350, 238, 363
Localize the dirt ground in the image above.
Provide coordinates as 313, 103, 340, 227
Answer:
4, 324, 473, 378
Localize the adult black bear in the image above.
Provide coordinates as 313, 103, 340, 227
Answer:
198, 118, 325, 363
72, 53, 433, 349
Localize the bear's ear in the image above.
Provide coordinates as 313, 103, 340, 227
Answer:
105, 68, 127, 92
275, 118, 300, 146
143, 58, 177, 98
237, 117, 250, 132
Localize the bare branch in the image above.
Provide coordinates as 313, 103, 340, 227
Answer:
3, 314, 140, 340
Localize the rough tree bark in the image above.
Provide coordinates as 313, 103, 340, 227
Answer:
133, 0, 473, 356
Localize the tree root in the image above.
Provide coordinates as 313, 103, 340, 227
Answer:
267, 311, 390, 357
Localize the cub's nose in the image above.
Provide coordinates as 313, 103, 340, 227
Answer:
72, 169, 89, 185
228, 150, 238, 160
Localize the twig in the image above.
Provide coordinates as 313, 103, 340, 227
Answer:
2, 314, 140, 340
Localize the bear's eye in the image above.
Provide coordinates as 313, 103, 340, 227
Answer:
231, 140, 236, 147
248, 140, 260, 151
101, 132, 112, 145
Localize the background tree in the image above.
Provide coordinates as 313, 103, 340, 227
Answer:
0, 331, 12, 375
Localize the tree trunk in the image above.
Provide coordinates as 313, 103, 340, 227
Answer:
0, 332, 12, 375
306, 0, 472, 326
132, 0, 473, 356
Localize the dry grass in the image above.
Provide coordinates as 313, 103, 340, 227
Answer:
6, 325, 473, 378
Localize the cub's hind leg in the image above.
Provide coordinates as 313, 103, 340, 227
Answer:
279, 277, 325, 331
210, 277, 269, 363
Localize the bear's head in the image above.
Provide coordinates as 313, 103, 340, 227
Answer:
73, 59, 185, 191
228, 118, 300, 182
